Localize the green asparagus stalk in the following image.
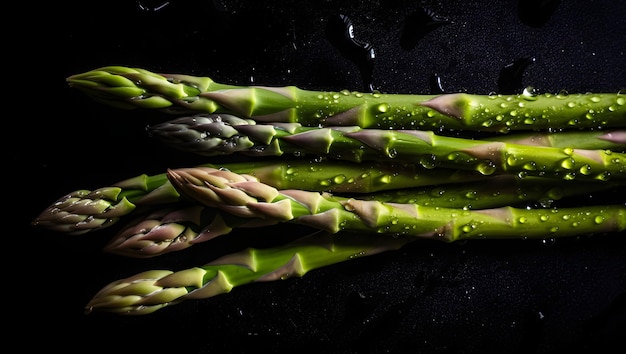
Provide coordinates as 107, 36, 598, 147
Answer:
32, 158, 489, 235
148, 113, 626, 153
167, 167, 626, 241
67, 66, 626, 132
148, 116, 626, 181
86, 230, 414, 315
105, 173, 621, 258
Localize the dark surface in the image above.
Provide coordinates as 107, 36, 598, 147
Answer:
11, 0, 625, 353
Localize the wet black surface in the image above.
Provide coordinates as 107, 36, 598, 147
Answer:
12, 0, 625, 352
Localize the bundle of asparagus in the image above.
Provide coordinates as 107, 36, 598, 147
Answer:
33, 66, 625, 315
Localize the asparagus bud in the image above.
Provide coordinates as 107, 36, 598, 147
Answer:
104, 205, 273, 258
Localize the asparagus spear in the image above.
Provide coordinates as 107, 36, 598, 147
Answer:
148, 116, 626, 181
32, 159, 488, 235
105, 174, 620, 258
167, 167, 626, 241
67, 66, 626, 132
149, 113, 626, 153
86, 230, 414, 315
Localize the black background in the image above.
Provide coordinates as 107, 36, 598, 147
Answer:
11, 0, 625, 353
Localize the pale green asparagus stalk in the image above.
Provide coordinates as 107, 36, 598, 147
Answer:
148, 116, 626, 181
86, 230, 414, 315
32, 159, 488, 234
105, 173, 621, 258
167, 167, 626, 241
67, 66, 626, 132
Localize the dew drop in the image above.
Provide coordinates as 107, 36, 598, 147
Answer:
333, 175, 346, 184
476, 160, 497, 175
560, 157, 576, 169
506, 155, 518, 166
465, 191, 477, 199
419, 156, 437, 169
579, 165, 592, 175
523, 161, 537, 171
521, 86, 539, 100
594, 215, 605, 224
563, 172, 576, 180
377, 175, 392, 184
377, 103, 390, 113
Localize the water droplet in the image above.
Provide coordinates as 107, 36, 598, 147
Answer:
523, 161, 537, 171
521, 86, 539, 100
462, 224, 475, 233
476, 160, 497, 175
506, 155, 518, 166
518, 216, 527, 224
563, 172, 577, 180
377, 175, 392, 184
377, 103, 390, 113
540, 215, 550, 222
579, 165, 592, 175
419, 156, 437, 169
333, 175, 346, 184
386, 148, 398, 158
447, 152, 461, 161
465, 191, 477, 199
560, 157, 576, 169
594, 215, 605, 224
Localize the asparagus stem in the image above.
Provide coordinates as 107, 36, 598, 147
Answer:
86, 230, 414, 315
167, 167, 626, 241
149, 115, 626, 181
68, 66, 626, 132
